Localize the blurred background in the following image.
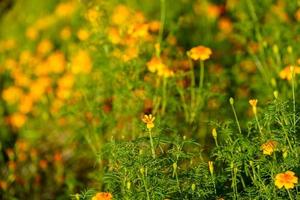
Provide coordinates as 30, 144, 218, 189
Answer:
1, 0, 299, 199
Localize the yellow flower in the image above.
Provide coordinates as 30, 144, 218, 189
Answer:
107, 27, 121, 44
275, 171, 298, 189
142, 114, 155, 129
19, 95, 33, 114
187, 45, 212, 61
26, 27, 39, 41
47, 52, 66, 74
112, 5, 130, 26
60, 27, 72, 40
55, 1, 77, 18
279, 65, 300, 80
58, 73, 74, 89
2, 86, 23, 104
157, 66, 174, 78
92, 192, 112, 200
260, 140, 277, 155
10, 113, 27, 128
71, 50, 92, 74
86, 8, 100, 25
37, 39, 53, 55
77, 29, 90, 41
249, 99, 258, 114
146, 57, 166, 73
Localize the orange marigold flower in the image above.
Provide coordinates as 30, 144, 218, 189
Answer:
92, 192, 112, 200
146, 57, 167, 74
275, 171, 298, 189
249, 99, 258, 114
260, 140, 277, 155
187, 45, 212, 61
279, 65, 300, 80
249, 99, 257, 107
142, 114, 155, 129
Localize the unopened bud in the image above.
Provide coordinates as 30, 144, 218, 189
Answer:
273, 91, 278, 99
273, 44, 279, 54
287, 46, 293, 54
127, 181, 131, 190
229, 97, 234, 105
283, 148, 288, 158
191, 183, 196, 191
173, 162, 177, 170
140, 167, 145, 175
230, 162, 234, 169
208, 161, 214, 175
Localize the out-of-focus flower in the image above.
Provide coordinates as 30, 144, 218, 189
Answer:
60, 27, 72, 40
2, 86, 23, 104
71, 50, 92, 74
146, 57, 166, 73
187, 46, 212, 61
218, 17, 233, 34
26, 27, 39, 40
10, 113, 27, 128
107, 27, 121, 44
86, 8, 100, 25
260, 140, 277, 155
275, 171, 298, 189
47, 52, 66, 73
19, 95, 34, 114
142, 114, 155, 129
112, 5, 130, 26
37, 39, 53, 55
279, 65, 300, 80
249, 99, 258, 114
55, 1, 77, 18
77, 29, 90, 41
92, 192, 112, 200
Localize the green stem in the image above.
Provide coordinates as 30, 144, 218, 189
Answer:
254, 113, 263, 136
230, 100, 242, 134
149, 129, 156, 158
199, 61, 205, 90
158, 0, 166, 56
141, 173, 150, 200
291, 67, 296, 134
189, 59, 196, 123
287, 189, 293, 200
161, 77, 167, 115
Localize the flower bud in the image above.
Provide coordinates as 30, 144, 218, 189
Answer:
208, 161, 214, 175
273, 91, 278, 99
191, 183, 196, 191
229, 97, 234, 105
272, 44, 279, 54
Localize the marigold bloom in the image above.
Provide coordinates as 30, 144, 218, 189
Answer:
10, 113, 27, 128
249, 99, 258, 114
142, 114, 155, 129
260, 140, 277, 155
279, 65, 300, 80
47, 52, 66, 73
2, 86, 23, 104
60, 27, 72, 40
275, 171, 298, 189
146, 57, 166, 73
187, 45, 212, 61
77, 29, 90, 41
37, 39, 53, 55
71, 50, 92, 74
112, 5, 130, 26
92, 192, 112, 200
